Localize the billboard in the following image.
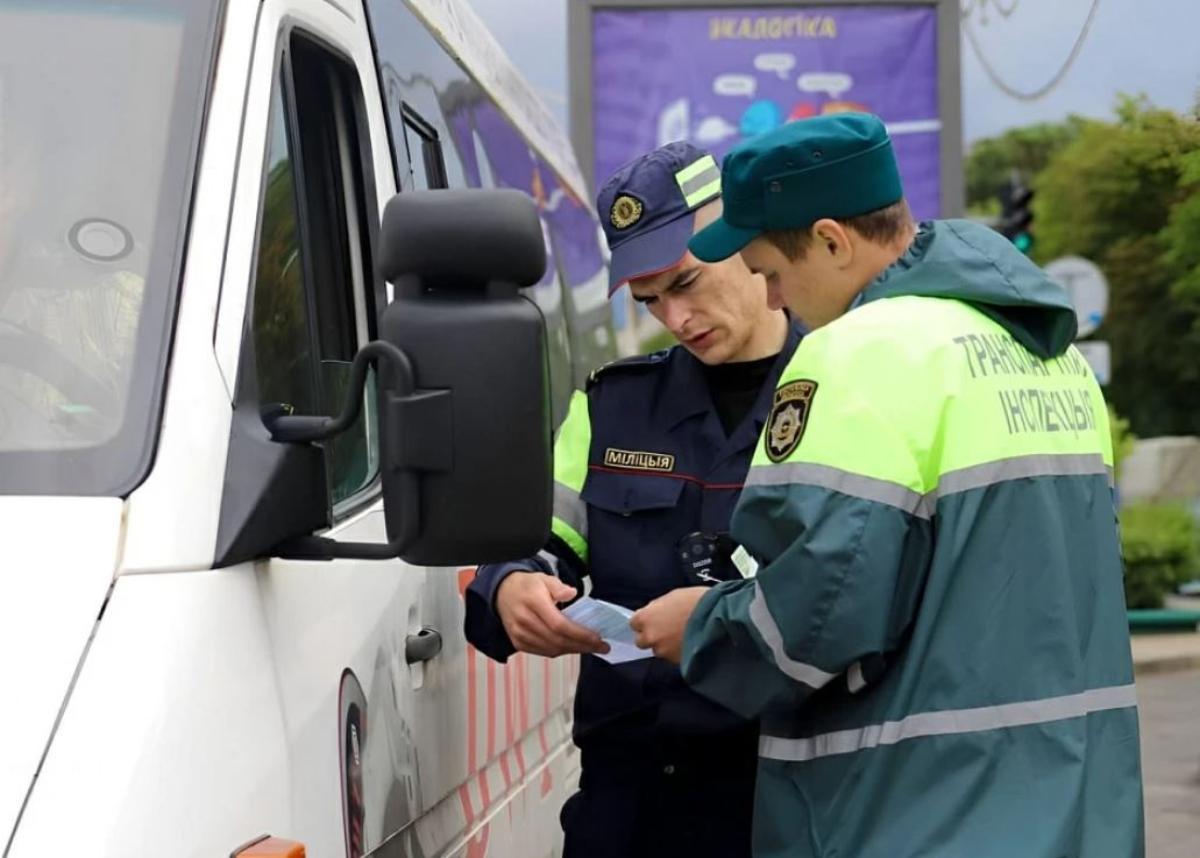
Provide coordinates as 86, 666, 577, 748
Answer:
571, 1, 961, 221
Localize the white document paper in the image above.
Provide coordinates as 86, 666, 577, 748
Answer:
562, 597, 652, 665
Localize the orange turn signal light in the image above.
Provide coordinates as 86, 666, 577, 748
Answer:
232, 835, 306, 858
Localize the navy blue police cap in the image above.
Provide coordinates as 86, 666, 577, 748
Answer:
596, 142, 722, 295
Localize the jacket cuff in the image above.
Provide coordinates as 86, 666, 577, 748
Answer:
477, 560, 540, 615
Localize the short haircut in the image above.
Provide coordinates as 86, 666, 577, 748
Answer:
762, 199, 914, 260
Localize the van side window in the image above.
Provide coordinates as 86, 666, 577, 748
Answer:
401, 103, 448, 189
252, 90, 318, 419
250, 33, 380, 512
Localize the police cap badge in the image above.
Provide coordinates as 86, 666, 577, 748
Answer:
610, 194, 644, 229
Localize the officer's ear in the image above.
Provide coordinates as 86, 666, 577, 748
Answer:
811, 218, 854, 269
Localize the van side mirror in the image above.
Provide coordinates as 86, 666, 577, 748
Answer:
270, 189, 553, 565
377, 189, 553, 564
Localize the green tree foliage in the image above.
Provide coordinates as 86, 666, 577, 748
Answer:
1161, 148, 1200, 303
964, 118, 1087, 212
1034, 97, 1200, 436
1034, 97, 1200, 263
970, 97, 1200, 436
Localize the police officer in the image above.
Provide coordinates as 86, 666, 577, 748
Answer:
631, 114, 1143, 857
463, 142, 804, 858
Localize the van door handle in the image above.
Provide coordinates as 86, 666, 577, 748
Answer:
405, 627, 443, 664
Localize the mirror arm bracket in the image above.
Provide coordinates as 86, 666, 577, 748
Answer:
268, 340, 452, 562
267, 340, 412, 443
273, 533, 410, 561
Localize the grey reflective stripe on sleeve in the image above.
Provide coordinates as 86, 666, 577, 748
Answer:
759, 683, 1138, 763
553, 481, 587, 539
747, 462, 929, 518
749, 583, 837, 689
747, 453, 1113, 520
935, 453, 1110, 498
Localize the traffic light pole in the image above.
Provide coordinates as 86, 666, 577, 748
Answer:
997, 171, 1034, 253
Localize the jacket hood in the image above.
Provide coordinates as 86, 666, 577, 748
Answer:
860, 219, 1078, 359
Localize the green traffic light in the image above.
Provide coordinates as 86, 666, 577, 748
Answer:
1013, 232, 1034, 254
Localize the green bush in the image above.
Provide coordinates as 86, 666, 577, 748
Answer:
1119, 503, 1199, 609
1108, 405, 1136, 480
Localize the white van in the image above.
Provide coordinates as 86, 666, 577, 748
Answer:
0, 1, 630, 855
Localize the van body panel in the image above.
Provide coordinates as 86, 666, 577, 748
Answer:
6, 565, 291, 858
3, 0, 607, 854
0, 498, 123, 847
8, 513, 581, 857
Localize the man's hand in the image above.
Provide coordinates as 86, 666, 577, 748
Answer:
495, 572, 609, 658
630, 587, 708, 665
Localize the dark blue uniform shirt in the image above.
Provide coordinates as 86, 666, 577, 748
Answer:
465, 323, 803, 758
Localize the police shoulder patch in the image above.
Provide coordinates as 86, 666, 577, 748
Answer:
765, 379, 818, 463
586, 349, 671, 391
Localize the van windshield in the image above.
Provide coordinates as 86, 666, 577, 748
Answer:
0, 0, 219, 495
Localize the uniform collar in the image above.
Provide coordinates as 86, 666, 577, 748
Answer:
658, 319, 804, 431
745, 320, 804, 436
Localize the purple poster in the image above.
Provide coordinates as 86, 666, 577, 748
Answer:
592, 5, 941, 219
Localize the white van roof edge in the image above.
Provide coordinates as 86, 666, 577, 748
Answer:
404, 0, 591, 203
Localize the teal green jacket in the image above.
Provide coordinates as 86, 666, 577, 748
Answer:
682, 221, 1144, 858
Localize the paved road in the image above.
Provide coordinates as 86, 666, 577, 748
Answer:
1140, 669, 1200, 857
